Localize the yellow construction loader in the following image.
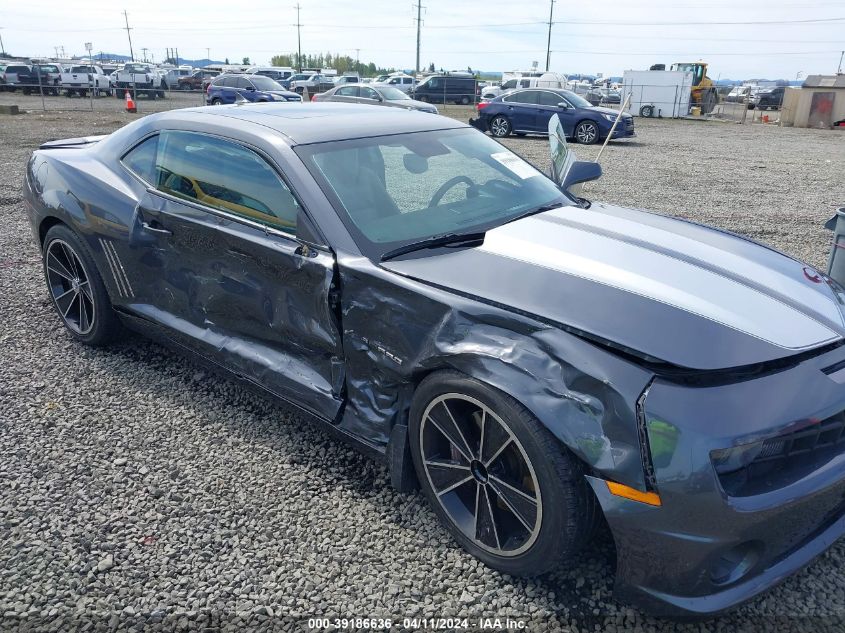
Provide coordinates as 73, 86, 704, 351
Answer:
670, 62, 718, 114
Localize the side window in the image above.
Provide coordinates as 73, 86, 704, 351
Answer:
503, 91, 537, 105
121, 135, 159, 184
502, 79, 517, 89
360, 87, 378, 100
538, 91, 562, 106
236, 77, 252, 89
519, 79, 531, 88
155, 131, 299, 234
428, 78, 441, 90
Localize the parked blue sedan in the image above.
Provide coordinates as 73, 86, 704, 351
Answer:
470, 88, 634, 144
206, 73, 302, 106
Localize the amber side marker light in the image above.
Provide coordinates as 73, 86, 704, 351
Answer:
606, 481, 662, 507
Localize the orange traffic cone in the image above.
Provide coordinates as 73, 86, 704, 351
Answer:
125, 90, 137, 113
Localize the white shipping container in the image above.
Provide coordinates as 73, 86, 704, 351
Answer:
622, 70, 694, 118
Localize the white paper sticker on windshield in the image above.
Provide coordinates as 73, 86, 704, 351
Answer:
490, 152, 541, 179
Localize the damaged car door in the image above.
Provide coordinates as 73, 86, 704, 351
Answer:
124, 130, 344, 420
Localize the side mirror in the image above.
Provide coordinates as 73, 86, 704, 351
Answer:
245, 86, 255, 91
557, 102, 570, 109
562, 161, 602, 194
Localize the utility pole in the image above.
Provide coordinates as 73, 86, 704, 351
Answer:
141, 47, 148, 62
0, 29, 5, 56
545, 0, 554, 71
838, 50, 844, 75
175, 47, 179, 66
206, 47, 211, 64
123, 10, 135, 62
414, 0, 423, 76
294, 4, 302, 72
355, 48, 360, 73
54, 46, 60, 59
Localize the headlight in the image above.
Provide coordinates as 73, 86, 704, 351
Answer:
601, 113, 617, 122
710, 442, 763, 474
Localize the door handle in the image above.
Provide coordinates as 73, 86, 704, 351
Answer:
141, 221, 172, 236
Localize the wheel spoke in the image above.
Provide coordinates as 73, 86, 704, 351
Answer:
475, 485, 501, 549
424, 458, 472, 494
78, 280, 93, 302
53, 286, 76, 302
436, 474, 475, 497
78, 291, 89, 332
47, 257, 74, 281
488, 478, 538, 533
428, 402, 474, 463
61, 292, 79, 318
481, 413, 511, 466
61, 243, 79, 278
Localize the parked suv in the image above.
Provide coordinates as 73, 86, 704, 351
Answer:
2, 64, 34, 92
413, 74, 478, 105
470, 88, 635, 144
288, 73, 335, 95
249, 68, 295, 89
206, 74, 301, 105
750, 86, 785, 110
178, 69, 219, 91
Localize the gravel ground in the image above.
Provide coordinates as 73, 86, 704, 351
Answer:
2, 93, 845, 632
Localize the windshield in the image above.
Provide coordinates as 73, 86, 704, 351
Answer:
560, 90, 593, 108
297, 128, 568, 260
379, 86, 410, 100
124, 64, 151, 73
249, 76, 283, 90
291, 74, 310, 81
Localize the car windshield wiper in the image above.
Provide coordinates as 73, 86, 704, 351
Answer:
380, 231, 486, 262
502, 201, 566, 227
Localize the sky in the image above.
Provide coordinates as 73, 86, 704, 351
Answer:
2, 0, 844, 79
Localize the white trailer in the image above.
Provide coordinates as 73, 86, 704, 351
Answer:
622, 70, 693, 118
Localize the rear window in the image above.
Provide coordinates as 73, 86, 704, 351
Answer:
8, 66, 30, 73
39, 65, 60, 73
121, 135, 159, 184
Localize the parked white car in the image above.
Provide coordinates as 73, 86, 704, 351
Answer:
482, 71, 567, 100
379, 74, 416, 93
61, 65, 111, 97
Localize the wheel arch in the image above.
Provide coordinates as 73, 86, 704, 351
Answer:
38, 215, 66, 247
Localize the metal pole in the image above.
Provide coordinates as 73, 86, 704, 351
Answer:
206, 48, 210, 64
838, 50, 844, 74
415, 0, 422, 77
545, 0, 555, 71
595, 93, 630, 164
295, 4, 302, 72
0, 29, 5, 55
123, 10, 135, 62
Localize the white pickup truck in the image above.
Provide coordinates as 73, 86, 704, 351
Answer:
114, 63, 167, 99
60, 65, 111, 97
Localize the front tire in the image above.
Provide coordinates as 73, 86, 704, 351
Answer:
489, 115, 511, 138
211, 98, 223, 105
575, 120, 599, 144
409, 371, 596, 576
42, 225, 122, 346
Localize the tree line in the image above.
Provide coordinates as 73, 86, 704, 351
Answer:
269, 53, 435, 75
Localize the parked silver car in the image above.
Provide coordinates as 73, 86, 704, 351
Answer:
313, 83, 437, 114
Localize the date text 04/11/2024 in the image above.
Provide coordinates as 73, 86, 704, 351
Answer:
307, 618, 528, 630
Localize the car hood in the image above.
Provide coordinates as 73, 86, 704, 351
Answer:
382, 203, 845, 370
387, 99, 437, 112
592, 105, 628, 117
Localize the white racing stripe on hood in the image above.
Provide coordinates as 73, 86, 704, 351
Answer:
560, 205, 845, 327
479, 214, 840, 351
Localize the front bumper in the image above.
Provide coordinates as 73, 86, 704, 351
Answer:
593, 343, 845, 617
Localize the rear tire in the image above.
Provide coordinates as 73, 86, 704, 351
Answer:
409, 371, 596, 576
211, 98, 223, 105
42, 224, 123, 347
489, 115, 511, 138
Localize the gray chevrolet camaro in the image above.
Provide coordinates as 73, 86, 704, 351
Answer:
22, 102, 845, 617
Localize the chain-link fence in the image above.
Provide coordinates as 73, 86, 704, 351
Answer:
0, 81, 209, 114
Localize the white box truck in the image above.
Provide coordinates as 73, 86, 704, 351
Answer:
622, 70, 693, 118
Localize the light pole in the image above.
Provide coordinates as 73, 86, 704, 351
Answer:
295, 4, 302, 72
545, 0, 555, 71
0, 28, 5, 56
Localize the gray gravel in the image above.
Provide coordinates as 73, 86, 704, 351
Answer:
2, 93, 845, 632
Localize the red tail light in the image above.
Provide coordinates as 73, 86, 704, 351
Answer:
206, 83, 212, 95
311, 94, 316, 102
477, 101, 489, 111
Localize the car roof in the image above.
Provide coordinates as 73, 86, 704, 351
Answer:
152, 102, 466, 145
